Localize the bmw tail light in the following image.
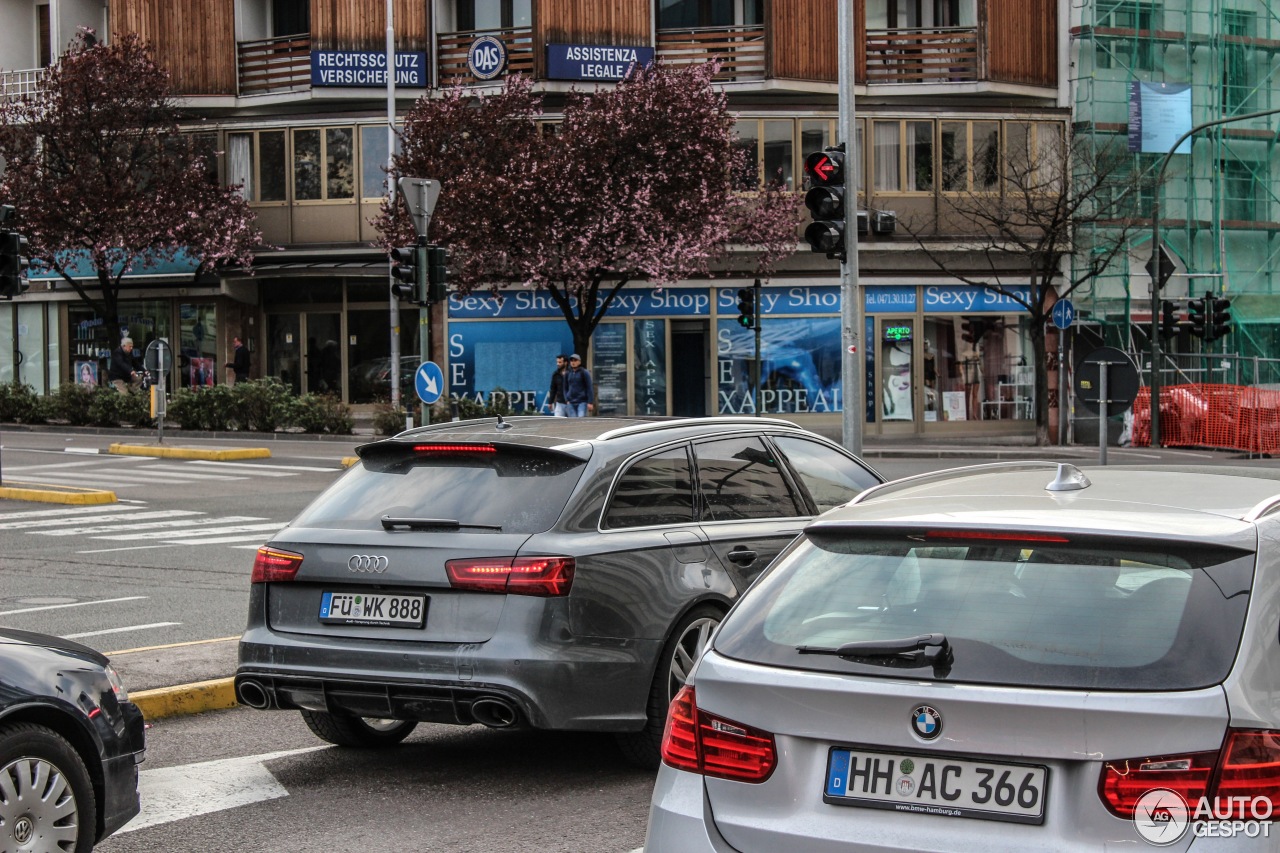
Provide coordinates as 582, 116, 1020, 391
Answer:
251, 547, 304, 583
1100, 729, 1280, 819
446, 556, 575, 597
660, 685, 777, 783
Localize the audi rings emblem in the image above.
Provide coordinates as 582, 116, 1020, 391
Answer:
348, 555, 389, 573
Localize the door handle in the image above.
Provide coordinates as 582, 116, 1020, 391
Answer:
726, 547, 757, 566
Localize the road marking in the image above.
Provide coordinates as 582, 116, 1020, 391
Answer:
92, 522, 286, 541
78, 543, 186, 554
186, 460, 342, 473
0, 510, 203, 530
117, 747, 330, 835
165, 531, 285, 545
108, 635, 239, 656
0, 505, 134, 521
0, 596, 147, 616
64, 622, 180, 639
1, 460, 112, 472
37, 516, 265, 536
64, 447, 100, 455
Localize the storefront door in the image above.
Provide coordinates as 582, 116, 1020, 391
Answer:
877, 317, 919, 434
304, 312, 342, 396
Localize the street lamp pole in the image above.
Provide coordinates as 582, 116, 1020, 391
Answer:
838, 0, 862, 456
1148, 106, 1280, 447
386, 0, 400, 413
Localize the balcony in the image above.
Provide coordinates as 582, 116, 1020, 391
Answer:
1, 67, 47, 101
656, 25, 766, 82
238, 33, 311, 96
436, 27, 533, 84
864, 27, 980, 84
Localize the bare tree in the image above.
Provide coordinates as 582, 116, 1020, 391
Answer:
902, 131, 1145, 445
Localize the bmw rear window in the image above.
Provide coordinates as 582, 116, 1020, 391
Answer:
712, 530, 1254, 691
293, 446, 588, 534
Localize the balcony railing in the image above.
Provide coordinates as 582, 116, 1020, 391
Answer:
656, 25, 766, 81
436, 27, 534, 83
865, 27, 979, 84
1, 67, 47, 101
238, 33, 311, 96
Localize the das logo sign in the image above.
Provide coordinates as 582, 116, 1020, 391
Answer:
468, 35, 507, 80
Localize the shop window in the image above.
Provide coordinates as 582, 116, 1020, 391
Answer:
926, 314, 1034, 423
228, 131, 287, 202
293, 127, 355, 202
179, 304, 218, 389
873, 120, 933, 193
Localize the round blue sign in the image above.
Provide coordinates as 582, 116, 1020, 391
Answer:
1051, 298, 1075, 330
414, 361, 444, 405
467, 35, 507, 81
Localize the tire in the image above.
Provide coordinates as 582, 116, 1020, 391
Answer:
616, 604, 723, 770
0, 722, 96, 853
299, 712, 417, 748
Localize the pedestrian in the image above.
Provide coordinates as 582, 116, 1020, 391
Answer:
563, 353, 593, 417
108, 338, 142, 394
226, 336, 250, 386
548, 353, 569, 416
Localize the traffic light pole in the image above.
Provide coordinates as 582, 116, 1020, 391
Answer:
386, 0, 405, 421
1148, 106, 1280, 447
837, 0, 862, 456
752, 279, 762, 417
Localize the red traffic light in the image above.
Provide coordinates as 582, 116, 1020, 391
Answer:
805, 148, 845, 187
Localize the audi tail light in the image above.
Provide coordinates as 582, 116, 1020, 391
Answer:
661, 686, 777, 783
252, 547, 304, 583
1099, 729, 1280, 818
445, 556, 574, 597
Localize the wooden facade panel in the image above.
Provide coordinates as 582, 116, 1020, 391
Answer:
534, 0, 651, 78
767, 0, 840, 83
111, 0, 236, 95
310, 0, 429, 52
984, 0, 1057, 87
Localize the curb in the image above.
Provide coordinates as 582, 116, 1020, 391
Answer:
108, 443, 272, 461
131, 677, 239, 720
340, 456, 359, 468
0, 484, 117, 504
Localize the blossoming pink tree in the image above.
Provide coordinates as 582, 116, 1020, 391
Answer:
375, 63, 799, 359
0, 32, 263, 334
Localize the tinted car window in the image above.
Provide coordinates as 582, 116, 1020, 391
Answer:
293, 447, 585, 534
772, 436, 879, 512
713, 532, 1253, 691
694, 437, 801, 521
603, 445, 695, 529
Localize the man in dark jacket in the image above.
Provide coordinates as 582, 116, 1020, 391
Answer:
563, 354, 593, 417
548, 354, 568, 416
108, 338, 142, 394
227, 336, 250, 386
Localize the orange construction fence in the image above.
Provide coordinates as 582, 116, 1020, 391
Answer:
1132, 384, 1280, 453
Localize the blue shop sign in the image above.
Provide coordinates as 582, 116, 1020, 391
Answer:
449, 287, 710, 319
922, 285, 1031, 313
546, 44, 655, 81
310, 51, 428, 87
717, 286, 845, 315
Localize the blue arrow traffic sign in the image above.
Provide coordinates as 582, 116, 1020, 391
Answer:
414, 361, 444, 405
1051, 299, 1075, 330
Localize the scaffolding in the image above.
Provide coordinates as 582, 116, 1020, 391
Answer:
1070, 0, 1280, 370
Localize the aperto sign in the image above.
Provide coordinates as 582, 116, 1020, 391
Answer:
546, 44, 655, 81
310, 51, 428, 87
883, 325, 912, 341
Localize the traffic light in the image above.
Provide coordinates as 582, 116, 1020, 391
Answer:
960, 317, 986, 345
1187, 293, 1207, 338
390, 244, 426, 303
736, 287, 757, 329
0, 231, 30, 299
1145, 244, 1176, 290
427, 245, 449, 304
1159, 300, 1179, 338
804, 144, 847, 262
1205, 296, 1232, 343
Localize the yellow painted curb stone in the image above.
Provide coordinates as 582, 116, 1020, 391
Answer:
131, 677, 239, 720
341, 456, 359, 468
108, 443, 271, 461
0, 484, 117, 505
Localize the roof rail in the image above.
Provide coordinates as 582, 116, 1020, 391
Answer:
595, 416, 801, 441
1242, 495, 1280, 522
848, 461, 1068, 506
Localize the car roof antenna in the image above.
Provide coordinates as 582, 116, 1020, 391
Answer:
1046, 463, 1091, 492
495, 414, 512, 431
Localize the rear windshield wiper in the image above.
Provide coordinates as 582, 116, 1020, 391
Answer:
797, 633, 954, 669
381, 516, 503, 531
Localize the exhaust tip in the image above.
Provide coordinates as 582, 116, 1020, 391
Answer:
236, 679, 271, 710
471, 697, 519, 729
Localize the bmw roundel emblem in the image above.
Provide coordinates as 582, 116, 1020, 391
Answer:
911, 705, 942, 740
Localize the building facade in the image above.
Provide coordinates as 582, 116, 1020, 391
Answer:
1, 0, 1067, 438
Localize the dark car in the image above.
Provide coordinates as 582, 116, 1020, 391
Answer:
0, 628, 145, 853
236, 416, 883, 766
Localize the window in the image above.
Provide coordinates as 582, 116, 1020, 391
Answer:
941, 121, 999, 192
455, 0, 531, 31
37, 4, 51, 68
292, 127, 354, 201
1223, 10, 1255, 114
772, 437, 879, 512
659, 0, 762, 29
1094, 2, 1158, 72
1005, 121, 1065, 194
873, 120, 933, 193
228, 131, 287, 202
272, 0, 310, 37
360, 126, 402, 200
604, 446, 696, 529
1221, 156, 1262, 222
694, 437, 800, 521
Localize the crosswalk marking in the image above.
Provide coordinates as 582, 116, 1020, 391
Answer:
91, 522, 286, 541
0, 505, 135, 521
3, 456, 334, 489
37, 516, 265, 536
0, 510, 194, 530
186, 460, 342, 473
166, 531, 287, 545
2, 506, 289, 552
